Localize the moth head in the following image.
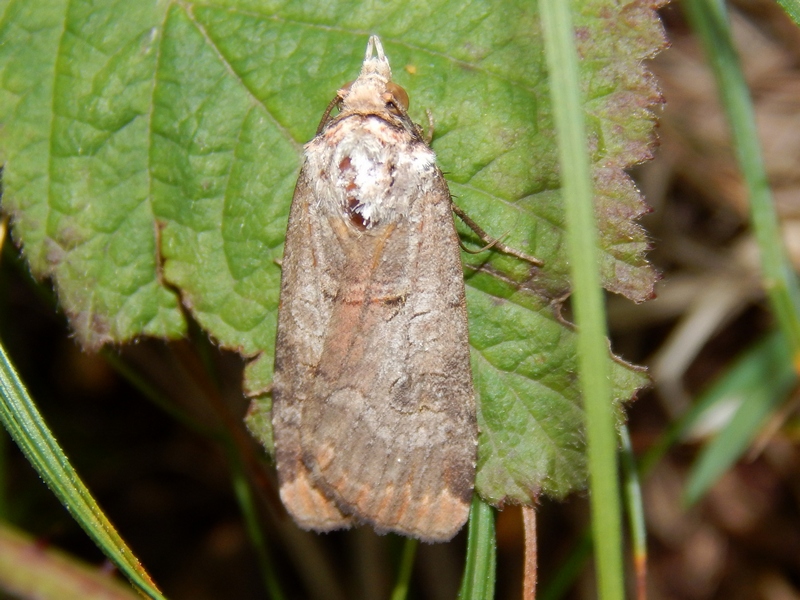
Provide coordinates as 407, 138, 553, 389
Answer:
339, 36, 410, 116
383, 82, 409, 115
338, 79, 410, 116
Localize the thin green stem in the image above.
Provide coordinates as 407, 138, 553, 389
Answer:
620, 425, 647, 600
0, 427, 6, 520
458, 496, 496, 600
230, 455, 285, 600
167, 342, 287, 600
390, 537, 418, 600
100, 349, 217, 439
540, 1, 624, 599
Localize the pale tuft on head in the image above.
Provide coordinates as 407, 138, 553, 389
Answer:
359, 35, 392, 81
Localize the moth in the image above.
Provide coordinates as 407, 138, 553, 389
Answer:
272, 36, 476, 542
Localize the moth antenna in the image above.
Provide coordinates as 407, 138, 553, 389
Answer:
451, 203, 544, 267
424, 109, 435, 145
316, 94, 344, 135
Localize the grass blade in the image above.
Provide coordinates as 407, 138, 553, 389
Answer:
684, 0, 800, 365
683, 331, 796, 505
0, 340, 165, 600
775, 0, 800, 27
540, 1, 625, 598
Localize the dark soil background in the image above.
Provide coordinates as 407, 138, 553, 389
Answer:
1, 2, 799, 599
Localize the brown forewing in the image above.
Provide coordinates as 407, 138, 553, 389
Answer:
272, 170, 351, 531
273, 166, 476, 542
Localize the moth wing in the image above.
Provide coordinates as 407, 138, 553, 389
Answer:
299, 171, 477, 542
272, 168, 352, 531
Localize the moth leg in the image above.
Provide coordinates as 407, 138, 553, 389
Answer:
450, 202, 544, 267
458, 231, 510, 255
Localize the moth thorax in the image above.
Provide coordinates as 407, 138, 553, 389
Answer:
336, 148, 392, 230
329, 122, 434, 231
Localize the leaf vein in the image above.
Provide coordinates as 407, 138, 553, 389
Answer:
183, 4, 302, 152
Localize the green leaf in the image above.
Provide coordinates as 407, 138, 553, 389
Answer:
0, 0, 186, 348
0, 0, 663, 505
467, 271, 645, 503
